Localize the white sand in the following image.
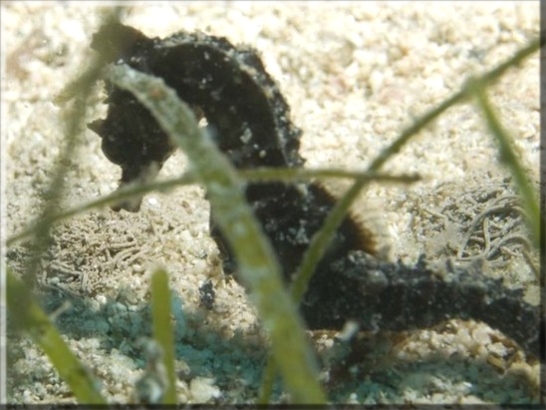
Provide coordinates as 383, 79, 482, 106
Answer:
2, 1, 541, 404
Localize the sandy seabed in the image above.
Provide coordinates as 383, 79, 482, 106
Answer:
2, 1, 541, 405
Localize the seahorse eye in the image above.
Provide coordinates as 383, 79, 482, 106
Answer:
100, 137, 127, 165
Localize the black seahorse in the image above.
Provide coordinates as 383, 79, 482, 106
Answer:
88, 23, 542, 359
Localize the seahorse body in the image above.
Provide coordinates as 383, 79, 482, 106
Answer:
89, 23, 541, 358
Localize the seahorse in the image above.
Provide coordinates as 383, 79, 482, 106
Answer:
88, 23, 542, 359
